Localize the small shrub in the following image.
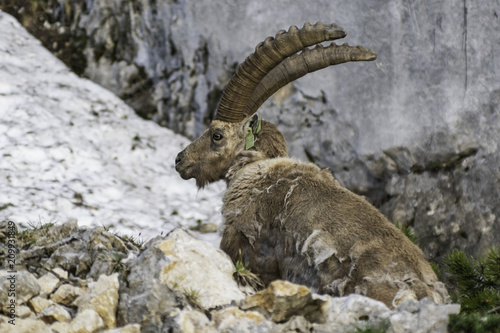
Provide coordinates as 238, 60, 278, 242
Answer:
448, 313, 500, 333
444, 247, 500, 333
444, 247, 500, 314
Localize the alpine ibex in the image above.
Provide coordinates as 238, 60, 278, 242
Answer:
175, 22, 449, 308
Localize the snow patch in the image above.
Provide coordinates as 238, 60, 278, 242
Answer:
0, 11, 224, 247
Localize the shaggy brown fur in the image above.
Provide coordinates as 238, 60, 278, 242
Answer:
221, 155, 449, 308
176, 116, 449, 308
175, 22, 449, 308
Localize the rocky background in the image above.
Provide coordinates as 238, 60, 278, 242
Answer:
0, 220, 460, 333
1, 0, 498, 262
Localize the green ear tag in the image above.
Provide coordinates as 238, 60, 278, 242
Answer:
245, 114, 261, 150
245, 128, 255, 150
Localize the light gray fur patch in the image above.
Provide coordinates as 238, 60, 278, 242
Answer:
301, 230, 338, 267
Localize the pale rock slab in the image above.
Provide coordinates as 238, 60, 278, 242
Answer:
388, 298, 461, 333
37, 272, 60, 297
0, 270, 40, 313
16, 305, 34, 319
0, 317, 51, 333
176, 309, 214, 333
242, 280, 329, 323
51, 321, 71, 333
102, 324, 141, 333
314, 294, 391, 332
40, 303, 72, 323
28, 296, 54, 314
51, 284, 85, 306
156, 228, 245, 309
211, 306, 275, 332
52, 267, 69, 280
75, 273, 119, 329
67, 308, 105, 333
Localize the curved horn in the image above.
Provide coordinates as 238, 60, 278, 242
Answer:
214, 22, 347, 123
243, 43, 377, 116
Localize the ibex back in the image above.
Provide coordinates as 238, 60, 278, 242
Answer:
175, 22, 449, 308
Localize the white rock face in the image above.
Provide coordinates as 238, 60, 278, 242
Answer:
0, 11, 224, 247
156, 228, 245, 308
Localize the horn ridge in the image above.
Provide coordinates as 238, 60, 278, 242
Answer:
244, 43, 377, 116
214, 22, 348, 123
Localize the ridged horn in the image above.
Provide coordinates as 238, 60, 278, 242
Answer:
214, 22, 347, 123
243, 43, 377, 116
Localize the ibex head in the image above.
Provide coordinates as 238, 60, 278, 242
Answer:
175, 22, 376, 188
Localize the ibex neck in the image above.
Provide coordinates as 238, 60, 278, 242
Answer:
225, 150, 267, 185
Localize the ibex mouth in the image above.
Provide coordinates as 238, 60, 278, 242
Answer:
175, 150, 193, 179
175, 164, 194, 180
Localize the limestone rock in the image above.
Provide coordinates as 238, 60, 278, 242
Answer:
67, 309, 105, 333
314, 294, 391, 332
388, 298, 461, 333
102, 324, 141, 333
242, 280, 329, 323
52, 268, 69, 280
156, 228, 245, 309
51, 284, 85, 306
0, 270, 40, 313
35, 218, 79, 247
75, 273, 119, 329
117, 229, 245, 331
16, 305, 34, 319
38, 272, 60, 297
50, 321, 71, 333
277, 316, 313, 333
40, 304, 72, 323
28, 296, 54, 314
211, 307, 275, 332
117, 237, 183, 331
0, 317, 52, 333
313, 294, 461, 333
176, 310, 213, 333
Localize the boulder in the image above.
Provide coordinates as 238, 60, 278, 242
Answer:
39, 304, 72, 323
37, 272, 61, 297
0, 270, 40, 313
117, 228, 245, 331
51, 284, 85, 306
28, 296, 54, 314
67, 309, 105, 333
242, 280, 329, 323
0, 317, 52, 333
155, 228, 245, 308
75, 273, 120, 329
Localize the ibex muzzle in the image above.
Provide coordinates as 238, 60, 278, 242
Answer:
175, 22, 449, 308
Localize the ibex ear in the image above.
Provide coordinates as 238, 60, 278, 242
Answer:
243, 113, 262, 150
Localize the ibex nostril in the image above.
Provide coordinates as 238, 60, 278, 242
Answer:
175, 150, 185, 166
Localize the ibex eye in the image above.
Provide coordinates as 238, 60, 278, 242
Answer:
212, 133, 223, 141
